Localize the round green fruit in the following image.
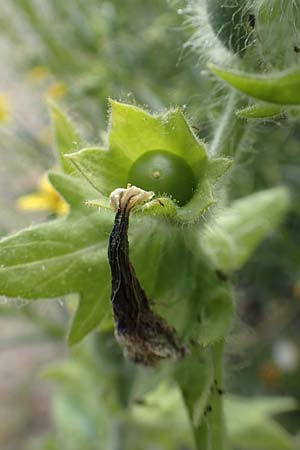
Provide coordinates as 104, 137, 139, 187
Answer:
127, 150, 197, 206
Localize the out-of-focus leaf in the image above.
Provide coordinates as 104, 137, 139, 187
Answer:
209, 64, 300, 105
132, 383, 193, 445
230, 421, 296, 450
226, 395, 297, 450
133, 386, 298, 450
201, 187, 290, 272
236, 103, 286, 119
42, 357, 111, 450
49, 101, 82, 173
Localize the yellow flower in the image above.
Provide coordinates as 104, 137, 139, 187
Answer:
45, 81, 67, 100
16, 174, 69, 216
38, 126, 52, 146
0, 93, 11, 123
26, 65, 50, 84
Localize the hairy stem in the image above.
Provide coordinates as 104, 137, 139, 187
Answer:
176, 346, 214, 450
208, 340, 227, 450
209, 90, 245, 158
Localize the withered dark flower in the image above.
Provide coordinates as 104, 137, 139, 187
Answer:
108, 185, 186, 366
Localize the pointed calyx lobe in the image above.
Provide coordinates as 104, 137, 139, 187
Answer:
108, 185, 186, 366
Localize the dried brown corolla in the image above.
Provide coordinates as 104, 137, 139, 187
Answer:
108, 185, 186, 366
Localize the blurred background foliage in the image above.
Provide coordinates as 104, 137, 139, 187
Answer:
0, 0, 300, 449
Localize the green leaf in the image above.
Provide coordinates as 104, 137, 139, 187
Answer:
230, 421, 296, 450
209, 64, 300, 105
49, 101, 82, 173
68, 287, 110, 346
0, 174, 113, 343
48, 171, 96, 211
132, 386, 297, 450
201, 187, 290, 272
226, 396, 296, 428
109, 100, 207, 178
131, 383, 193, 448
66, 147, 131, 196
130, 220, 233, 347
226, 396, 297, 450
139, 157, 232, 224
236, 103, 286, 119
40, 347, 112, 449
176, 158, 232, 223
0, 103, 233, 345
205, 158, 233, 183
135, 196, 178, 220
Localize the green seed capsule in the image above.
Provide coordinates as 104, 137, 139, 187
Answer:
127, 150, 197, 206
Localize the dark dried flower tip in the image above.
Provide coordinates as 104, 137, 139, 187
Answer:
108, 185, 186, 366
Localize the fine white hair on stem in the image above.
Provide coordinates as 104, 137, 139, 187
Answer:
183, 0, 300, 70
182, 0, 233, 65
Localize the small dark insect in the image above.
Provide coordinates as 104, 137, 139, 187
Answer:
213, 378, 224, 395
294, 46, 300, 53
108, 185, 186, 366
248, 14, 256, 29
216, 269, 229, 281
204, 404, 213, 416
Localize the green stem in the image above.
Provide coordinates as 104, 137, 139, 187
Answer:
176, 346, 214, 450
176, 340, 229, 450
208, 340, 227, 450
209, 90, 245, 158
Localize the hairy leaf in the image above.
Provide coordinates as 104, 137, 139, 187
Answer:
201, 187, 290, 272
49, 101, 82, 173
236, 103, 286, 119
209, 64, 300, 105
67, 147, 131, 196
109, 100, 207, 177
0, 173, 113, 343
